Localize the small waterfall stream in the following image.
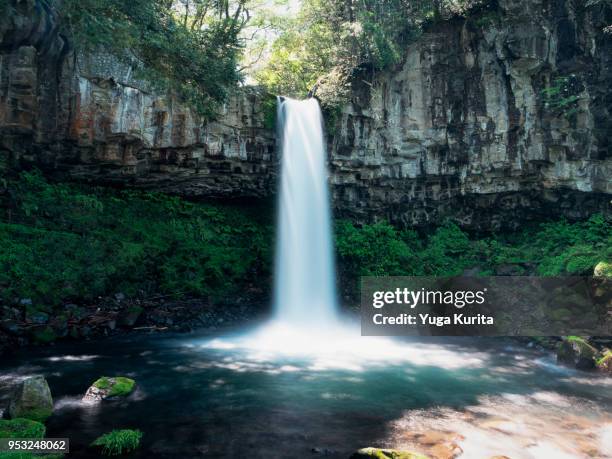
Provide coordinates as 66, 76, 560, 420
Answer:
274, 97, 337, 325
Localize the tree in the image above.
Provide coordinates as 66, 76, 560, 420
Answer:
59, 0, 252, 118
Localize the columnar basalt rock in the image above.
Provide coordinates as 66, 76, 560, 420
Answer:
0, 0, 610, 229
327, 0, 612, 229
0, 1, 276, 198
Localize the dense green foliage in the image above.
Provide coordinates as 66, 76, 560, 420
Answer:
0, 171, 272, 306
59, 0, 250, 117
1, 172, 609, 309
255, 0, 490, 103
92, 429, 142, 456
335, 216, 611, 295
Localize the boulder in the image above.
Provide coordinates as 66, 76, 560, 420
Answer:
83, 376, 136, 402
596, 351, 612, 374
557, 337, 597, 370
594, 261, 612, 277
350, 448, 430, 459
7, 376, 54, 422
118, 306, 144, 327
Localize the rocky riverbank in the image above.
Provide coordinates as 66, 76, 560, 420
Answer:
0, 294, 267, 355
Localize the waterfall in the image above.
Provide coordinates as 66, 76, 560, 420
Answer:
274, 97, 337, 325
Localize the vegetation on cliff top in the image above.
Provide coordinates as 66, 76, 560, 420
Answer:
58, 0, 251, 118
254, 0, 493, 104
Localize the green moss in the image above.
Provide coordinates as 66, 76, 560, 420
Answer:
261, 94, 277, 131
16, 407, 53, 423
596, 350, 612, 367
0, 419, 45, 439
91, 429, 142, 456
594, 261, 612, 277
93, 377, 136, 397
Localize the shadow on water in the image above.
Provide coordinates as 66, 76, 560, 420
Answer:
1, 327, 610, 458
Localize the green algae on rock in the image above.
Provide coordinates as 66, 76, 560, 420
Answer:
83, 377, 136, 402
7, 376, 53, 422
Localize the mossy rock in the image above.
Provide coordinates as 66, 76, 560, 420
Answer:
350, 448, 430, 459
117, 306, 144, 327
596, 350, 612, 374
83, 377, 136, 402
593, 261, 612, 277
8, 376, 54, 422
0, 419, 51, 459
557, 336, 597, 370
0, 418, 45, 438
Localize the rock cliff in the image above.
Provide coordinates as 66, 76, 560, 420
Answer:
0, 0, 276, 198
328, 0, 612, 229
1, 0, 610, 229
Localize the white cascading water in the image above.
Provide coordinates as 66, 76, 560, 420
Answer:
204, 97, 446, 367
274, 97, 337, 325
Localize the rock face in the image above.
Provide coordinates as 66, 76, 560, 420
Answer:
0, 1, 276, 198
7, 375, 54, 422
1, 0, 611, 229
328, 0, 612, 229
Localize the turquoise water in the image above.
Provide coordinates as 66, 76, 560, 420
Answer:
1, 326, 610, 458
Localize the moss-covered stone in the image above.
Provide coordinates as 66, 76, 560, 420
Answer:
350, 447, 430, 459
593, 261, 612, 277
557, 336, 597, 370
7, 376, 54, 422
83, 376, 136, 402
0, 418, 45, 438
596, 350, 612, 374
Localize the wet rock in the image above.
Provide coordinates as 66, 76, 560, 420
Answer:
350, 448, 429, 459
7, 375, 54, 422
557, 337, 597, 370
114, 292, 126, 302
26, 310, 49, 325
311, 447, 338, 455
0, 319, 24, 336
30, 325, 57, 344
83, 376, 136, 402
118, 306, 144, 327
